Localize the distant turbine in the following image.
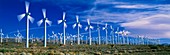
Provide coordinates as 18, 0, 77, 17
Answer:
85, 19, 93, 45
123, 30, 130, 44
58, 12, 67, 45
115, 27, 120, 44
37, 9, 52, 47
97, 23, 101, 45
118, 31, 123, 44
48, 31, 58, 44
0, 29, 4, 43
73, 15, 82, 45
14, 30, 22, 43
17, 1, 34, 48
5, 34, 9, 42
110, 25, 114, 44
58, 33, 63, 44
103, 23, 108, 45
30, 34, 34, 43
51, 31, 58, 44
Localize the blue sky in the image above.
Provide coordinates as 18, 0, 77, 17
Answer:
0, 0, 170, 43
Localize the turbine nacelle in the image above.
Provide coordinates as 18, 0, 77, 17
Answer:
26, 12, 31, 16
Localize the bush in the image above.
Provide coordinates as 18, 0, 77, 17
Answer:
148, 45, 158, 49
0, 49, 14, 53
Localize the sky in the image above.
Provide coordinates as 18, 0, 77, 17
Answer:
0, 0, 170, 44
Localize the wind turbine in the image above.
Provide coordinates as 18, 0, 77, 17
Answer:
58, 12, 67, 45
58, 33, 63, 44
17, 1, 34, 48
85, 19, 93, 45
110, 25, 114, 44
123, 30, 130, 44
5, 34, 9, 42
14, 30, 22, 43
97, 23, 101, 45
73, 15, 82, 45
30, 34, 34, 43
51, 31, 58, 44
115, 27, 120, 44
48, 31, 58, 44
103, 23, 108, 45
0, 29, 4, 43
37, 9, 52, 47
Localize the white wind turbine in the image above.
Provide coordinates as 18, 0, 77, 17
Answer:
37, 9, 52, 47
17, 1, 34, 48
58, 33, 63, 44
14, 30, 22, 43
110, 25, 114, 44
0, 29, 4, 43
58, 12, 67, 45
97, 23, 101, 45
115, 27, 120, 44
103, 23, 108, 45
123, 30, 130, 44
30, 34, 34, 43
85, 19, 94, 45
73, 15, 82, 45
51, 31, 58, 44
5, 34, 9, 42
48, 31, 58, 44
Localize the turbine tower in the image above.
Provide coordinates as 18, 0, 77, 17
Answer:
0, 29, 4, 43
58, 12, 67, 45
37, 9, 52, 47
97, 23, 101, 45
103, 23, 108, 45
17, 1, 34, 48
85, 19, 93, 45
73, 15, 82, 45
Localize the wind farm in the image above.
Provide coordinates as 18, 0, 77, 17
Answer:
0, 0, 170, 55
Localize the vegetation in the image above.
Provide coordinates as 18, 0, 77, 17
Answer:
0, 42, 170, 55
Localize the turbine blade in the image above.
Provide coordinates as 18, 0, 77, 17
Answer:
52, 31, 55, 34
87, 19, 90, 25
37, 19, 43, 26
90, 26, 93, 29
76, 15, 79, 22
14, 34, 16, 37
42, 9, 46, 18
85, 26, 88, 31
64, 22, 67, 28
25, 1, 29, 13
27, 15, 34, 23
46, 19, 52, 26
63, 12, 66, 20
72, 23, 77, 29
105, 23, 107, 28
17, 13, 25, 21
58, 20, 63, 24
110, 25, 112, 29
78, 23, 82, 28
